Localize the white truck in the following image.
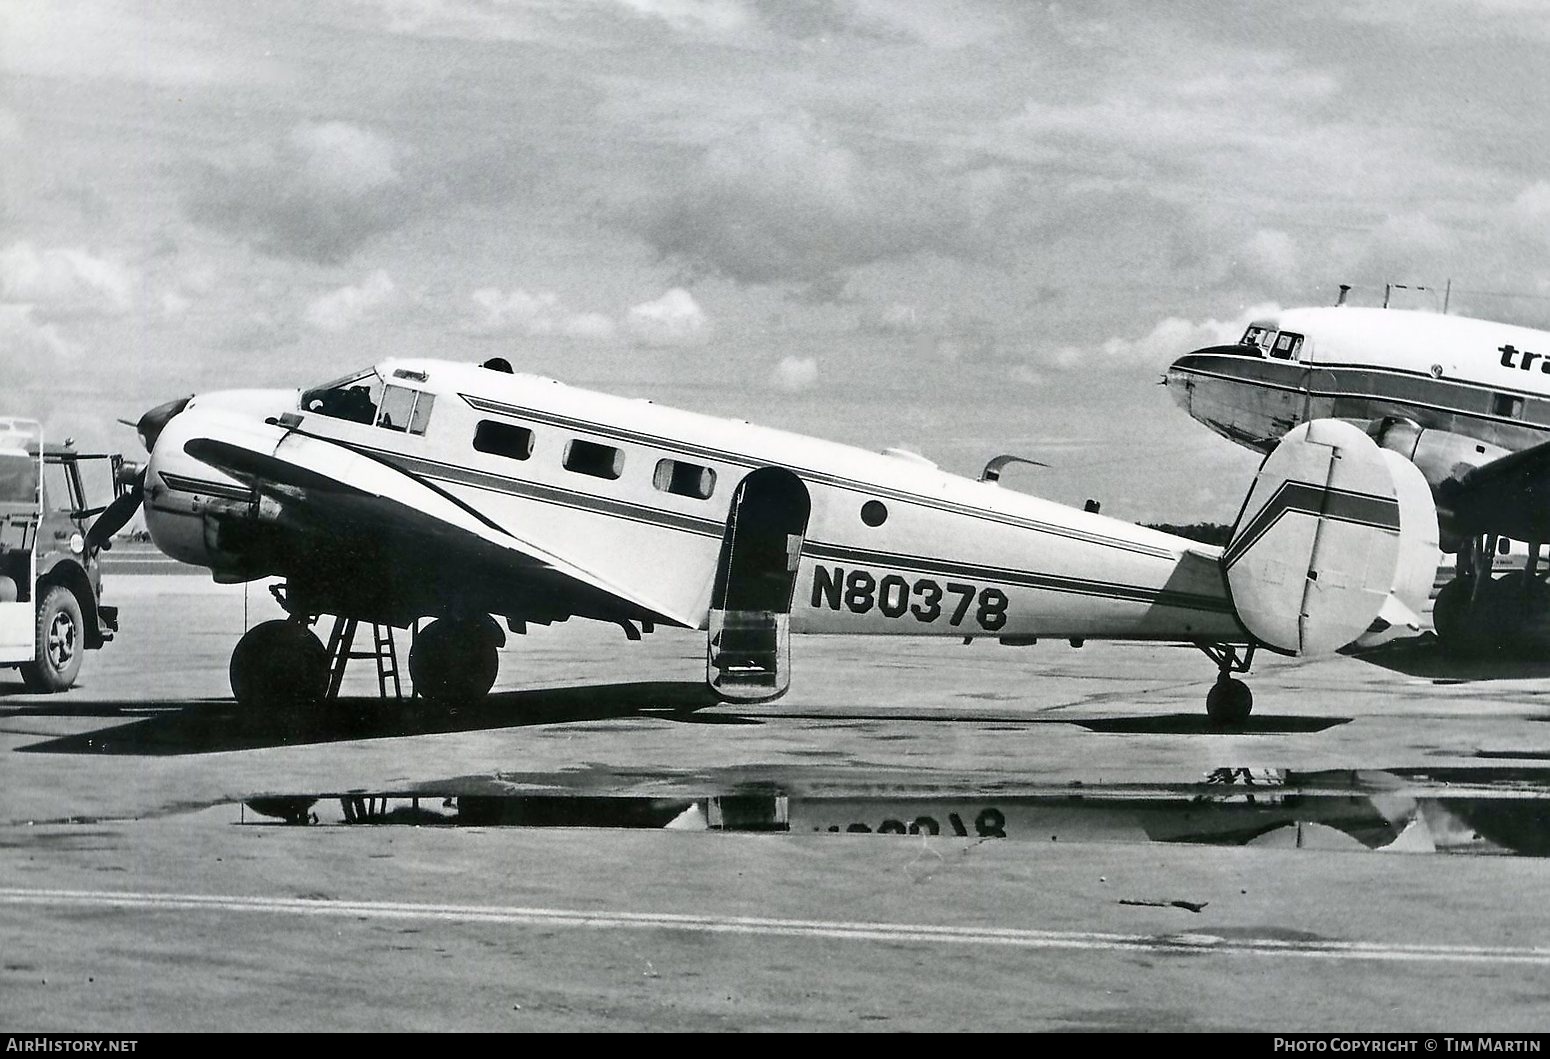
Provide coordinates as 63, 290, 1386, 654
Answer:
0, 418, 121, 691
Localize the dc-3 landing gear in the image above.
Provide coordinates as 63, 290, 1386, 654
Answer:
227, 601, 503, 710
1433, 534, 1550, 658
1195, 642, 1256, 726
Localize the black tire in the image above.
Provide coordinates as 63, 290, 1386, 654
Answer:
1431, 577, 1472, 651
409, 619, 499, 708
19, 586, 84, 693
1206, 677, 1252, 726
1435, 576, 1508, 659
229, 620, 329, 709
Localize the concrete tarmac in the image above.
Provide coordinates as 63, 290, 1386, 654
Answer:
3, 576, 1550, 1032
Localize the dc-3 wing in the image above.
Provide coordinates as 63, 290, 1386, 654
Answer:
1440, 436, 1550, 544
180, 413, 700, 629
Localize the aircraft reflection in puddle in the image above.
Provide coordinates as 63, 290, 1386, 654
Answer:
241, 767, 1550, 857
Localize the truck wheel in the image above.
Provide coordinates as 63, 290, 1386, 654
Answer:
20, 586, 85, 692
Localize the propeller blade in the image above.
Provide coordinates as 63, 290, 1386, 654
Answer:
85, 471, 144, 551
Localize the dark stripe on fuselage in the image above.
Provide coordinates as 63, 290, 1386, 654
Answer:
803, 542, 1233, 613
345, 441, 1230, 616
1174, 355, 1550, 434
458, 392, 1176, 560
359, 443, 725, 538
1222, 480, 1400, 570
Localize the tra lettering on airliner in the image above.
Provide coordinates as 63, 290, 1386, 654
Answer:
1499, 344, 1550, 372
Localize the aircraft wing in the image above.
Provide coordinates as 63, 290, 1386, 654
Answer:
1441, 437, 1550, 544
180, 419, 701, 628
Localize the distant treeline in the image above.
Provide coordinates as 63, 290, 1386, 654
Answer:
1142, 522, 1233, 545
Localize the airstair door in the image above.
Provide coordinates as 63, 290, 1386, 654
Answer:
0, 420, 41, 665
707, 467, 810, 702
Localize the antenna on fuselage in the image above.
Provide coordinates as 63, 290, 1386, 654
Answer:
1336, 284, 1351, 306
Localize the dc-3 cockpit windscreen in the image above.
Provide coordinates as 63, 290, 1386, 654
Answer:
301, 370, 435, 436
1238, 324, 1304, 361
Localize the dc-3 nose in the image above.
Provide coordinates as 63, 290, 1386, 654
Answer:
1163, 344, 1252, 413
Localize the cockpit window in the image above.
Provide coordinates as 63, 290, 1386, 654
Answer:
1241, 325, 1276, 352
377, 385, 434, 436
302, 371, 384, 426
1270, 331, 1303, 360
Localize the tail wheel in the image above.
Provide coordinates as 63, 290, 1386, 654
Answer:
230, 620, 329, 708
1206, 677, 1253, 726
19, 586, 84, 693
409, 618, 499, 708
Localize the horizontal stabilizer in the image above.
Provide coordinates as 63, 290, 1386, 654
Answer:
1223, 419, 1438, 655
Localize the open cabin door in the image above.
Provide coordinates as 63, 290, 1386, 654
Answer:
0, 420, 41, 665
707, 467, 811, 702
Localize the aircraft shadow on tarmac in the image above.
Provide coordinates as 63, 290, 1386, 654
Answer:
766, 711, 1348, 735
1346, 634, 1550, 683
10, 681, 737, 757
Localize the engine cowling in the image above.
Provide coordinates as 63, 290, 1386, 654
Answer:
1366, 417, 1508, 552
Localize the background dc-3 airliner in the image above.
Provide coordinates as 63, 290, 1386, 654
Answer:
1167, 303, 1550, 656
89, 357, 1437, 724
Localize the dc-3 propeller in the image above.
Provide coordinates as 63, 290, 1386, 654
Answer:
84, 396, 191, 551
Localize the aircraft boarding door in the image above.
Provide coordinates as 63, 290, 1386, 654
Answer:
706, 467, 811, 702
0, 421, 41, 666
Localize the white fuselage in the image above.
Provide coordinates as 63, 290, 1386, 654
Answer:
144, 360, 1242, 643
1167, 306, 1550, 456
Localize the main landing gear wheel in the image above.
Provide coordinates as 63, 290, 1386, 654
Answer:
409, 618, 499, 709
1206, 676, 1253, 726
20, 586, 84, 693
230, 620, 329, 709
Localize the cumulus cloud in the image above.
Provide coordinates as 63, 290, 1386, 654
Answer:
611, 0, 752, 34
631, 112, 1020, 289
771, 355, 819, 392
1086, 303, 1283, 369
0, 305, 80, 365
0, 242, 133, 319
625, 288, 708, 346
187, 122, 412, 263
467, 288, 617, 339
305, 269, 397, 333
1512, 181, 1550, 236
1239, 228, 1299, 286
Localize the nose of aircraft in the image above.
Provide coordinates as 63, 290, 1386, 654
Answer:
135, 395, 192, 454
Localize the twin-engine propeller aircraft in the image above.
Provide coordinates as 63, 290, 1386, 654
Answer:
90, 358, 1437, 724
1166, 304, 1550, 656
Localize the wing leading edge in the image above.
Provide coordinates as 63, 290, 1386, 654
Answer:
181, 416, 701, 629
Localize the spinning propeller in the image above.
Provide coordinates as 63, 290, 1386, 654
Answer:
85, 396, 190, 551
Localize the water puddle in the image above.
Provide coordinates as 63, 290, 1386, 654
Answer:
236, 766, 1550, 856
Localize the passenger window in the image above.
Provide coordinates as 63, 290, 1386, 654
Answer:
377, 386, 417, 432
474, 421, 534, 461
564, 439, 624, 480
653, 458, 716, 500
1493, 393, 1525, 419
303, 373, 383, 425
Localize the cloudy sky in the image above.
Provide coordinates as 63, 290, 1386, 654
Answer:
5, 0, 1550, 522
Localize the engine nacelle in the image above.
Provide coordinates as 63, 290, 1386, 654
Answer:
1366, 417, 1508, 551
142, 397, 287, 581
